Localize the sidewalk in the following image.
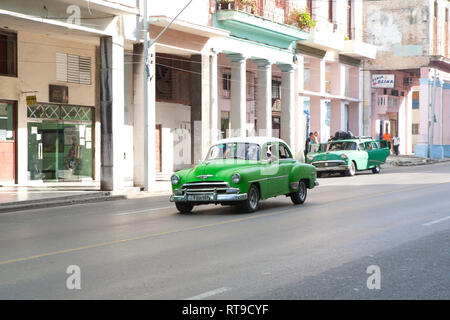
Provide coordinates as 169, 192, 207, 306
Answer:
0, 181, 172, 213
383, 154, 450, 167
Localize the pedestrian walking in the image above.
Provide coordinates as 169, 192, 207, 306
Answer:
382, 131, 392, 151
313, 131, 319, 144
304, 132, 314, 159
393, 135, 400, 156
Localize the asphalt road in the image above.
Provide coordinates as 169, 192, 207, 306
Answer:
1, 163, 450, 299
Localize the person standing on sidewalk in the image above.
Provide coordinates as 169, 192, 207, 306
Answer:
393, 135, 400, 156
382, 131, 392, 153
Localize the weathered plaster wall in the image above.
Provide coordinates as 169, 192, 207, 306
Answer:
364, 0, 431, 70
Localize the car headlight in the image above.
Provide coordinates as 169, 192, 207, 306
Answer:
307, 154, 314, 161
341, 154, 348, 160
231, 173, 241, 184
171, 174, 180, 185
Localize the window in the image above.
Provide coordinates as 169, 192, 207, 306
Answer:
307, 0, 313, 16
0, 30, 17, 77
222, 73, 231, 98
56, 53, 91, 85
275, 0, 285, 8
155, 54, 191, 105
412, 123, 420, 135
272, 80, 281, 99
279, 144, 292, 159
328, 0, 333, 22
206, 143, 261, 161
220, 111, 230, 139
247, 72, 256, 101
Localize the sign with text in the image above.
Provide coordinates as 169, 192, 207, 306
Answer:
371, 74, 395, 88
26, 95, 37, 106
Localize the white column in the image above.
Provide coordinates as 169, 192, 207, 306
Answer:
228, 53, 247, 137
210, 50, 219, 144
254, 59, 272, 137
280, 63, 295, 147
100, 36, 124, 191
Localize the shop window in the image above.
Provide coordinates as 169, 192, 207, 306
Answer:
0, 30, 17, 77
155, 54, 191, 105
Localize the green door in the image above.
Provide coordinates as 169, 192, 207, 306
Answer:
367, 141, 389, 168
278, 143, 295, 194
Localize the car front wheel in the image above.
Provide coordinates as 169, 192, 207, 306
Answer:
346, 161, 356, 176
291, 180, 307, 205
176, 202, 194, 214
239, 184, 260, 213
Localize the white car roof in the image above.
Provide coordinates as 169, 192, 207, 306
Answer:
213, 136, 290, 149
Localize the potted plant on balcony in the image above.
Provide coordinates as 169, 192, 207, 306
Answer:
288, 8, 317, 31
218, 0, 233, 10
236, 0, 256, 14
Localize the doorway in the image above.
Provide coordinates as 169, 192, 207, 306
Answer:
0, 101, 16, 182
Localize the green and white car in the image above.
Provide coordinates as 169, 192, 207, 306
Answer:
306, 137, 390, 177
170, 137, 318, 214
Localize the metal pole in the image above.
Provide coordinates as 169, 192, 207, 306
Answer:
143, 0, 150, 191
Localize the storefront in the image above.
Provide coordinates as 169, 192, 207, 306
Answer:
27, 103, 94, 182
0, 100, 16, 183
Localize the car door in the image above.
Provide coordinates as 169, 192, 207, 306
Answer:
371, 141, 390, 165
277, 143, 295, 195
259, 143, 281, 198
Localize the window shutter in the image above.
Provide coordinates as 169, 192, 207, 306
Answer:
56, 53, 91, 85
56, 53, 68, 82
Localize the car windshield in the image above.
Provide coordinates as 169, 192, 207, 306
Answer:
327, 141, 358, 151
206, 143, 261, 161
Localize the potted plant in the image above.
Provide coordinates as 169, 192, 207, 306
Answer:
218, 0, 233, 10
236, 0, 256, 14
288, 8, 317, 31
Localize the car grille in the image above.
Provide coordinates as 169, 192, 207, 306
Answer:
181, 181, 230, 193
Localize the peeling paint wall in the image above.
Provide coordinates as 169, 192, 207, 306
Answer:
364, 0, 432, 70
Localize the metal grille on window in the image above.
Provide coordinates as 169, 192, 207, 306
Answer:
27, 104, 60, 119
28, 104, 92, 121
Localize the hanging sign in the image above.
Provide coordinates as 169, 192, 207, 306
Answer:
371, 74, 395, 88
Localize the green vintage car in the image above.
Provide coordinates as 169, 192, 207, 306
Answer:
306, 137, 390, 177
170, 137, 318, 214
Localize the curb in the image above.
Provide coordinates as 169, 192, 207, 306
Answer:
0, 192, 127, 213
386, 158, 450, 167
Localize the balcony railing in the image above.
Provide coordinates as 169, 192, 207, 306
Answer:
376, 95, 400, 114
216, 0, 309, 29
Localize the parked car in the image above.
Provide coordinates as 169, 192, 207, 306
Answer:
306, 136, 390, 177
170, 137, 319, 214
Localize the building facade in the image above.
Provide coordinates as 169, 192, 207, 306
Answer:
365, 0, 450, 158
0, 0, 377, 190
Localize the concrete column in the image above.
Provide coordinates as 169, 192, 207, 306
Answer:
310, 96, 328, 143
414, 76, 431, 157
295, 55, 305, 159
132, 43, 155, 188
228, 53, 247, 137
100, 36, 124, 191
191, 54, 211, 162
210, 50, 220, 144
279, 64, 295, 147
254, 59, 272, 137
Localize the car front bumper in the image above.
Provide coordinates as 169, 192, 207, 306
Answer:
312, 160, 351, 172
170, 188, 248, 203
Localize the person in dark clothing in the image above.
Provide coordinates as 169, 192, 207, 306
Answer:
304, 132, 314, 159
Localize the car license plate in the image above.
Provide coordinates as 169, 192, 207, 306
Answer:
188, 194, 213, 201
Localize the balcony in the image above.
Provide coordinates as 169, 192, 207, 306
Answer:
58, 0, 139, 15
376, 95, 400, 114
214, 0, 309, 50
299, 15, 344, 52
342, 39, 377, 60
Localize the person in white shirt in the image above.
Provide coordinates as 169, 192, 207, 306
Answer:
393, 136, 400, 155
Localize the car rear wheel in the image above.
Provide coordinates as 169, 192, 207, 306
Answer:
239, 184, 260, 213
372, 165, 381, 174
175, 202, 194, 214
291, 180, 307, 205
346, 161, 356, 176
